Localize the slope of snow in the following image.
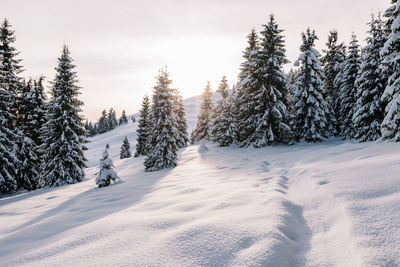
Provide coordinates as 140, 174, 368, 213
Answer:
1, 96, 400, 266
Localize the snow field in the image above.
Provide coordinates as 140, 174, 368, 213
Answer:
1, 142, 311, 266
1, 96, 400, 266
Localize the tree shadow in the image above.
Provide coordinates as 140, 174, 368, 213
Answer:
0, 165, 172, 263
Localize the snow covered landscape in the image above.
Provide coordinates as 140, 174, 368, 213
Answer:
1, 96, 400, 266
2, 0, 400, 266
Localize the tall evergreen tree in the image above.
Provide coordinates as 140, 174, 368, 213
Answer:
321, 30, 346, 134
246, 15, 291, 147
380, 1, 397, 109
98, 109, 109, 134
144, 69, 178, 172
31, 76, 47, 147
210, 76, 233, 147
0, 19, 22, 111
173, 89, 189, 148
120, 136, 132, 159
235, 29, 260, 144
15, 79, 43, 190
119, 110, 128, 125
380, 1, 400, 141
353, 14, 388, 142
0, 60, 18, 194
96, 144, 118, 187
191, 81, 213, 143
0, 19, 23, 194
337, 34, 361, 139
291, 29, 330, 142
108, 108, 118, 130
135, 94, 151, 157
41, 45, 87, 187
383, 1, 397, 37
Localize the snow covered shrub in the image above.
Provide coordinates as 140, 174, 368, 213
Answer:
96, 144, 118, 187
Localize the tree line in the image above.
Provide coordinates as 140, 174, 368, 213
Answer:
190, 2, 400, 147
84, 108, 130, 137
0, 19, 87, 194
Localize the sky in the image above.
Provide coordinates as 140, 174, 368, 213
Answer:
1, 0, 387, 121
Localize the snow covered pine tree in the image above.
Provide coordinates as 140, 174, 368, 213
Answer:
108, 108, 118, 130
41, 45, 87, 187
381, 1, 396, 84
135, 94, 151, 157
96, 144, 118, 187
380, 1, 400, 141
120, 136, 132, 159
337, 33, 361, 139
144, 69, 179, 172
321, 30, 346, 134
291, 29, 331, 142
98, 109, 109, 134
119, 110, 128, 125
15, 79, 43, 190
210, 76, 233, 147
191, 81, 213, 143
235, 29, 260, 145
0, 19, 22, 194
353, 14, 387, 142
246, 15, 291, 147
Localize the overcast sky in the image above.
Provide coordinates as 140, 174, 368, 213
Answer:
1, 0, 387, 121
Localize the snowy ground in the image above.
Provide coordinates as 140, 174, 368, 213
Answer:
1, 97, 400, 266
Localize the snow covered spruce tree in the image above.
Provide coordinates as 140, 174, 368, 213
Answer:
98, 109, 109, 134
108, 108, 118, 130
96, 144, 118, 187
31, 76, 47, 146
380, 1, 397, 108
15, 79, 44, 190
337, 34, 361, 139
291, 29, 331, 142
0, 19, 22, 113
172, 89, 189, 148
353, 14, 388, 142
144, 69, 179, 172
246, 15, 291, 147
41, 45, 87, 187
384, 1, 397, 37
120, 136, 132, 159
191, 81, 213, 143
321, 30, 346, 134
0, 60, 19, 194
210, 76, 233, 147
380, 1, 400, 141
235, 29, 260, 144
135, 94, 151, 157
0, 19, 23, 194
119, 110, 128, 125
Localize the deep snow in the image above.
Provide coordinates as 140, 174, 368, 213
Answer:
1, 96, 400, 266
